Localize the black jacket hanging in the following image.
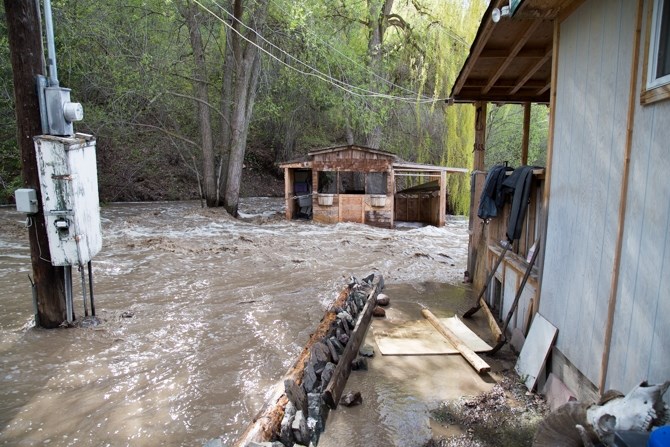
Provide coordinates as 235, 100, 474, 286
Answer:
502, 166, 536, 242
477, 165, 512, 220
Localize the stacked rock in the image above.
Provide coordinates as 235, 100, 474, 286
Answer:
275, 274, 382, 447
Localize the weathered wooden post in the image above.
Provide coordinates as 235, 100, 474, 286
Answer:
4, 0, 67, 327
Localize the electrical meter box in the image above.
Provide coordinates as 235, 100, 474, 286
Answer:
34, 133, 102, 266
15, 188, 38, 214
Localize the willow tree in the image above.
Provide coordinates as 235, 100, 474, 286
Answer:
426, 0, 486, 214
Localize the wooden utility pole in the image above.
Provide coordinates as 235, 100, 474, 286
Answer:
5, 0, 66, 328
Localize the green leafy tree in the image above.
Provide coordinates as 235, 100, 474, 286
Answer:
485, 104, 549, 168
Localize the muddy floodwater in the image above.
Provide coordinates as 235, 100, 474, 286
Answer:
0, 198, 470, 446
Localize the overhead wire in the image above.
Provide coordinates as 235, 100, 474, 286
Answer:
269, 0, 423, 97
196, 0, 418, 102
192, 0, 452, 104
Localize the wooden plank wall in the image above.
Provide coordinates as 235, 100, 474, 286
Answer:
539, 0, 634, 390
393, 193, 441, 226
607, 0, 670, 394
310, 148, 395, 228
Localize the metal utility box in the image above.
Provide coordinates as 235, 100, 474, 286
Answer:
34, 133, 102, 266
15, 188, 38, 214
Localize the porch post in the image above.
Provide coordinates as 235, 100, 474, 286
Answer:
521, 102, 531, 165
467, 101, 487, 286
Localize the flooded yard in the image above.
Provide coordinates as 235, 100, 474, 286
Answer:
0, 198, 470, 446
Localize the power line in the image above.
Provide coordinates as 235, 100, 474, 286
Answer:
270, 0, 421, 97
192, 0, 450, 104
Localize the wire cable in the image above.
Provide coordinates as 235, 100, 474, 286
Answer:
192, 0, 449, 104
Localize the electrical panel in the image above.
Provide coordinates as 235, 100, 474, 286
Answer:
44, 86, 83, 136
15, 188, 38, 214
34, 133, 102, 266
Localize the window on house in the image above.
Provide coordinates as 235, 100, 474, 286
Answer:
647, 0, 670, 90
366, 172, 387, 194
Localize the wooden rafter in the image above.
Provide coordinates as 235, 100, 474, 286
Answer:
510, 47, 552, 94
479, 48, 548, 59
536, 82, 551, 96
482, 19, 544, 94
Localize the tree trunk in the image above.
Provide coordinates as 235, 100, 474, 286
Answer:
181, 1, 216, 207
224, 50, 262, 216
218, 5, 236, 203
223, 0, 267, 216
5, 0, 67, 328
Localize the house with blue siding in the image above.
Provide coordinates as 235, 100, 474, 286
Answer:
451, 0, 670, 404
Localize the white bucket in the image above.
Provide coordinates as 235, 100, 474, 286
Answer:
317, 194, 334, 206
369, 194, 386, 207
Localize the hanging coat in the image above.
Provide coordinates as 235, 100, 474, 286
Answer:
502, 166, 536, 242
477, 165, 512, 220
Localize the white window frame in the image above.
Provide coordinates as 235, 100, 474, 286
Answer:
647, 0, 670, 90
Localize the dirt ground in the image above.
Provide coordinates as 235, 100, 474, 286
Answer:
425, 353, 550, 447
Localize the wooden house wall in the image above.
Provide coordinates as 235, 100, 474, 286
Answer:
539, 0, 636, 389
606, 0, 670, 393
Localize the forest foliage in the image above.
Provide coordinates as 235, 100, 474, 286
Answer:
1, 0, 548, 215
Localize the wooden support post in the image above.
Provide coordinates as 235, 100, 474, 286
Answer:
521, 102, 531, 165
5, 0, 67, 328
322, 281, 380, 409
284, 168, 293, 220
468, 101, 488, 286
422, 309, 491, 374
473, 101, 487, 171
439, 171, 447, 227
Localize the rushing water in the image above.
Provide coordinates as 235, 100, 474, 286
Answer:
0, 198, 469, 446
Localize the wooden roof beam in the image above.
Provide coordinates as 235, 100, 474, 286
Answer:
464, 79, 547, 89
479, 48, 548, 59
536, 82, 551, 96
482, 20, 544, 95
510, 47, 552, 95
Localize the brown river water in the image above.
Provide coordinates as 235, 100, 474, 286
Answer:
0, 198, 470, 446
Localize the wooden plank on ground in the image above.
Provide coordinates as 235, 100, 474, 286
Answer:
373, 317, 492, 356
422, 309, 490, 374
479, 296, 503, 343
322, 281, 380, 409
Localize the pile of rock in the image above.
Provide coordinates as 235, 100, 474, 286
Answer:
274, 273, 383, 447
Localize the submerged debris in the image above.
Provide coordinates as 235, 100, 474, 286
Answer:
427, 374, 549, 447
340, 391, 363, 407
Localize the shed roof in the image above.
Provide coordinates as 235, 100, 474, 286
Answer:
450, 0, 583, 104
307, 145, 397, 158
278, 145, 468, 174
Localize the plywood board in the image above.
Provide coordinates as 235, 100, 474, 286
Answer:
373, 317, 492, 356
515, 313, 557, 391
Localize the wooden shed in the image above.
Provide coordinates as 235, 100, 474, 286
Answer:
279, 145, 466, 228
452, 0, 670, 405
